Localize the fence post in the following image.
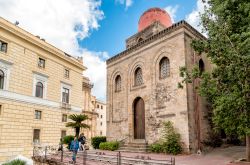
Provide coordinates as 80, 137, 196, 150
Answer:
61, 143, 63, 162
118, 151, 121, 165
171, 157, 175, 165
33, 146, 34, 157
45, 146, 47, 161
83, 150, 87, 165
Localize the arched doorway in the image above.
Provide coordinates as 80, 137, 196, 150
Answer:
133, 97, 145, 139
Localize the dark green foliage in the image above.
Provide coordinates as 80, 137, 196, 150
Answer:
62, 135, 74, 145
65, 114, 90, 137
149, 143, 163, 153
203, 132, 223, 148
179, 0, 250, 160
2, 159, 26, 165
149, 121, 182, 155
99, 141, 119, 151
62, 135, 74, 149
91, 136, 106, 149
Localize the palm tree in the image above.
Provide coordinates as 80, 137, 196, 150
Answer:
66, 114, 90, 137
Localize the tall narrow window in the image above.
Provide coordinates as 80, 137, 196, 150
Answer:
159, 57, 170, 79
115, 75, 121, 92
0, 70, 4, 89
62, 114, 67, 122
62, 88, 69, 103
35, 82, 43, 98
38, 58, 45, 68
33, 129, 40, 143
0, 40, 8, 53
35, 110, 42, 119
134, 67, 143, 86
199, 59, 205, 75
64, 69, 69, 78
61, 130, 66, 138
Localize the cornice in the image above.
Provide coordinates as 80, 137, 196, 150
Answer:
107, 20, 206, 65
0, 17, 86, 70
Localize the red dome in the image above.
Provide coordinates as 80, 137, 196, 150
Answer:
138, 8, 172, 32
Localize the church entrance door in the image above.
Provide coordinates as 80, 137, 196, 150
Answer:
133, 97, 145, 139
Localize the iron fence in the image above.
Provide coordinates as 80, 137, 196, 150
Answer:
32, 144, 175, 165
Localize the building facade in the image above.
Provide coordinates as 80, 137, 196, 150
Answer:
0, 17, 88, 162
95, 100, 106, 136
82, 77, 98, 140
106, 8, 212, 152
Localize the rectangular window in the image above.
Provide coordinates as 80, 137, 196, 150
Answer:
0, 105, 2, 115
38, 57, 45, 68
97, 104, 99, 108
100, 131, 102, 135
62, 114, 67, 122
101, 105, 103, 109
100, 122, 102, 126
35, 110, 42, 119
61, 130, 66, 138
64, 69, 69, 78
100, 115, 103, 119
33, 129, 40, 143
0, 40, 8, 53
62, 88, 69, 103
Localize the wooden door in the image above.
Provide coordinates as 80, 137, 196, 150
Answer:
134, 98, 145, 139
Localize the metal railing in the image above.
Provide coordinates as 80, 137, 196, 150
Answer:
32, 144, 175, 165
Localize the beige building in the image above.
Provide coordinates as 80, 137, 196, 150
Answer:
0, 17, 90, 162
106, 8, 212, 152
95, 100, 106, 136
82, 77, 98, 140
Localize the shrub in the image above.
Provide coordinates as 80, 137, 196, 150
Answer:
161, 121, 182, 155
62, 135, 74, 149
91, 136, 106, 149
3, 159, 26, 165
150, 121, 182, 155
149, 143, 163, 153
99, 141, 119, 151
62, 135, 74, 145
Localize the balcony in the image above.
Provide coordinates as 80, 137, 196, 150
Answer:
60, 102, 71, 110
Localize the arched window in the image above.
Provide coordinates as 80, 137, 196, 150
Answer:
115, 75, 121, 92
0, 69, 4, 89
199, 59, 205, 75
159, 57, 170, 79
35, 82, 43, 98
134, 67, 143, 86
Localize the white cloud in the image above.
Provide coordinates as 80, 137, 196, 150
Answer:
185, 0, 207, 33
116, 0, 133, 9
0, 0, 107, 101
164, 5, 179, 23
81, 49, 108, 101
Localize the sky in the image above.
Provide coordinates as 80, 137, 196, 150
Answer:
0, 0, 205, 102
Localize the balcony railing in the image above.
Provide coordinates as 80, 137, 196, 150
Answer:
60, 102, 71, 110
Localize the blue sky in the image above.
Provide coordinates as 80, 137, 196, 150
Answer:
0, 0, 203, 101
80, 0, 197, 57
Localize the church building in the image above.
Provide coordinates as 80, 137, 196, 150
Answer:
106, 8, 212, 152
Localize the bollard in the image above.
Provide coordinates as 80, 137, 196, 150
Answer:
83, 150, 87, 165
61, 143, 63, 162
45, 146, 47, 161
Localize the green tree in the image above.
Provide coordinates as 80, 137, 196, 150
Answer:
66, 114, 90, 137
179, 0, 250, 161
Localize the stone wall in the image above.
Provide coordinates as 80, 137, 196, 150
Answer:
107, 28, 190, 151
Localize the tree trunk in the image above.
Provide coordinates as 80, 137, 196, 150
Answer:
247, 135, 250, 162
75, 127, 80, 138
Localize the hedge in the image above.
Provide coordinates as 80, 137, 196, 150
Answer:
91, 136, 106, 149
99, 141, 119, 151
